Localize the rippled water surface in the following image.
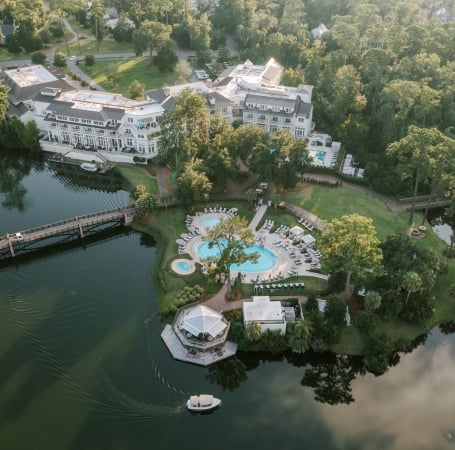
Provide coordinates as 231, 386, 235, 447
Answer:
1, 161, 455, 450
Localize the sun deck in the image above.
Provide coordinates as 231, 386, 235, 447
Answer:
161, 325, 238, 366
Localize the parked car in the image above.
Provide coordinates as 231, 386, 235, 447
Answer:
13, 232, 23, 241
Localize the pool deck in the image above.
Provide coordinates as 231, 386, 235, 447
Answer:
184, 229, 328, 284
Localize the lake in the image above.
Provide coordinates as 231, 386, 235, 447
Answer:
1, 157, 455, 450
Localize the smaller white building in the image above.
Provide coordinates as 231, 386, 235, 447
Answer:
311, 23, 329, 40
243, 296, 286, 335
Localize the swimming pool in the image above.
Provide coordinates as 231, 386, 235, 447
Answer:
171, 259, 195, 275
316, 151, 326, 162
202, 217, 221, 228
197, 241, 278, 272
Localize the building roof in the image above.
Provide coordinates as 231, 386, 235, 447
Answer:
311, 23, 329, 39
180, 305, 227, 339
243, 296, 284, 323
146, 82, 233, 112
301, 235, 316, 244
3, 65, 74, 105
289, 226, 304, 236
0, 24, 15, 37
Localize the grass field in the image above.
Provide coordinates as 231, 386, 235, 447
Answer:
79, 58, 177, 96
114, 165, 159, 196
283, 183, 455, 354
56, 38, 133, 56
284, 184, 444, 251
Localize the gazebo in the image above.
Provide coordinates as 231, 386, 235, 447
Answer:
301, 234, 316, 246
289, 225, 305, 238
174, 304, 230, 351
180, 305, 227, 340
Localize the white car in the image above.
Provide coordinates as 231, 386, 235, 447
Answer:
13, 232, 23, 241
68, 55, 76, 61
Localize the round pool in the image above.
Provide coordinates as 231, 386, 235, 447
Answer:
202, 217, 220, 228
171, 259, 195, 275
197, 241, 278, 272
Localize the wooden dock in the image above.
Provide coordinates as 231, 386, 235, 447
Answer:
0, 206, 136, 258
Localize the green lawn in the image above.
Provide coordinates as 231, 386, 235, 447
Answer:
284, 185, 443, 250
114, 165, 159, 196
56, 38, 133, 56
284, 183, 455, 355
79, 58, 177, 96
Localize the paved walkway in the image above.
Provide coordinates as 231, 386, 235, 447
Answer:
248, 204, 268, 230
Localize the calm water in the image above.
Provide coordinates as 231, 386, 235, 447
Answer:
1, 158, 455, 450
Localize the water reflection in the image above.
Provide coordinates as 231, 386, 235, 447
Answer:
49, 160, 126, 193
0, 150, 44, 211
300, 353, 364, 405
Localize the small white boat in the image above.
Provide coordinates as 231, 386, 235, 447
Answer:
80, 162, 98, 172
187, 395, 221, 412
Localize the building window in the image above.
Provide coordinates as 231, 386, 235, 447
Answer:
138, 134, 144, 139
149, 143, 155, 153
82, 119, 91, 124
298, 117, 305, 123
247, 103, 254, 109
127, 117, 133, 123
269, 125, 278, 133
294, 128, 305, 137
138, 145, 145, 153
247, 113, 253, 119
126, 138, 133, 146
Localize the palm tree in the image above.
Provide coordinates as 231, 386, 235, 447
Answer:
270, 192, 282, 210
401, 271, 422, 304
245, 188, 257, 208
287, 320, 313, 353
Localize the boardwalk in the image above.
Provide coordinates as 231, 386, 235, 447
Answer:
0, 206, 136, 258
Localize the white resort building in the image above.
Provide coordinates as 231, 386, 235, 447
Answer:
2, 65, 164, 161
243, 296, 286, 335
2, 60, 338, 164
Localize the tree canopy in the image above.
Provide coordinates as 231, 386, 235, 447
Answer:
318, 214, 383, 299
202, 215, 258, 298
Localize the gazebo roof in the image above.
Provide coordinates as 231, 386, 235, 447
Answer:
289, 225, 304, 236
301, 234, 316, 244
181, 305, 227, 338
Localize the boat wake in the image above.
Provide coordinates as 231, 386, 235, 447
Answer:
95, 366, 187, 423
